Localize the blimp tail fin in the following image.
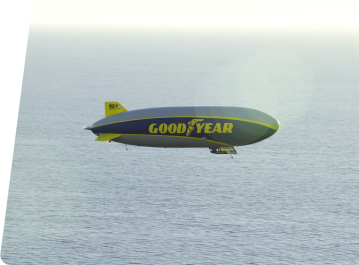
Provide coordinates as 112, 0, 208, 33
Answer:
105, 102, 127, 117
95, 133, 121, 141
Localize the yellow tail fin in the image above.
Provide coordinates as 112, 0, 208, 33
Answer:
95, 133, 121, 141
105, 102, 127, 117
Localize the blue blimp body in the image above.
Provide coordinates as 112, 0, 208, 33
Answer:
85, 101, 280, 155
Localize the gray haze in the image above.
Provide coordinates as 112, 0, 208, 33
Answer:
2, 25, 359, 264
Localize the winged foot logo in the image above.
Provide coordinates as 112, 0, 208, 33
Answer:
186, 119, 203, 136
149, 119, 233, 137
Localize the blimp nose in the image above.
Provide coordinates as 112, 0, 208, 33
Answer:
274, 119, 280, 133
249, 115, 280, 145
268, 117, 280, 137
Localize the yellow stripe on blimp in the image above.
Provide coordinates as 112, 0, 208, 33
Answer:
95, 133, 121, 141
91, 116, 280, 131
230, 117, 280, 131
106, 133, 234, 147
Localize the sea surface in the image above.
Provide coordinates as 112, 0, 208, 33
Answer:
1, 25, 359, 264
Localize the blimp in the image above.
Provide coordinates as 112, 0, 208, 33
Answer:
85, 102, 280, 157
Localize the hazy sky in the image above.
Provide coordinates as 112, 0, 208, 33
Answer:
30, 0, 359, 29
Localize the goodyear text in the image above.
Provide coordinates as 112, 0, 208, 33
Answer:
149, 119, 233, 136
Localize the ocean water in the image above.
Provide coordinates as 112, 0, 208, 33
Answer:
1, 25, 359, 264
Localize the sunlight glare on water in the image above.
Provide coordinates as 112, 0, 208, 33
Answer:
194, 47, 315, 127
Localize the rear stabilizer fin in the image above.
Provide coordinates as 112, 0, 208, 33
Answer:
105, 101, 127, 117
95, 133, 121, 141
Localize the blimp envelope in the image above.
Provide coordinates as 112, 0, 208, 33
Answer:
86, 102, 280, 154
